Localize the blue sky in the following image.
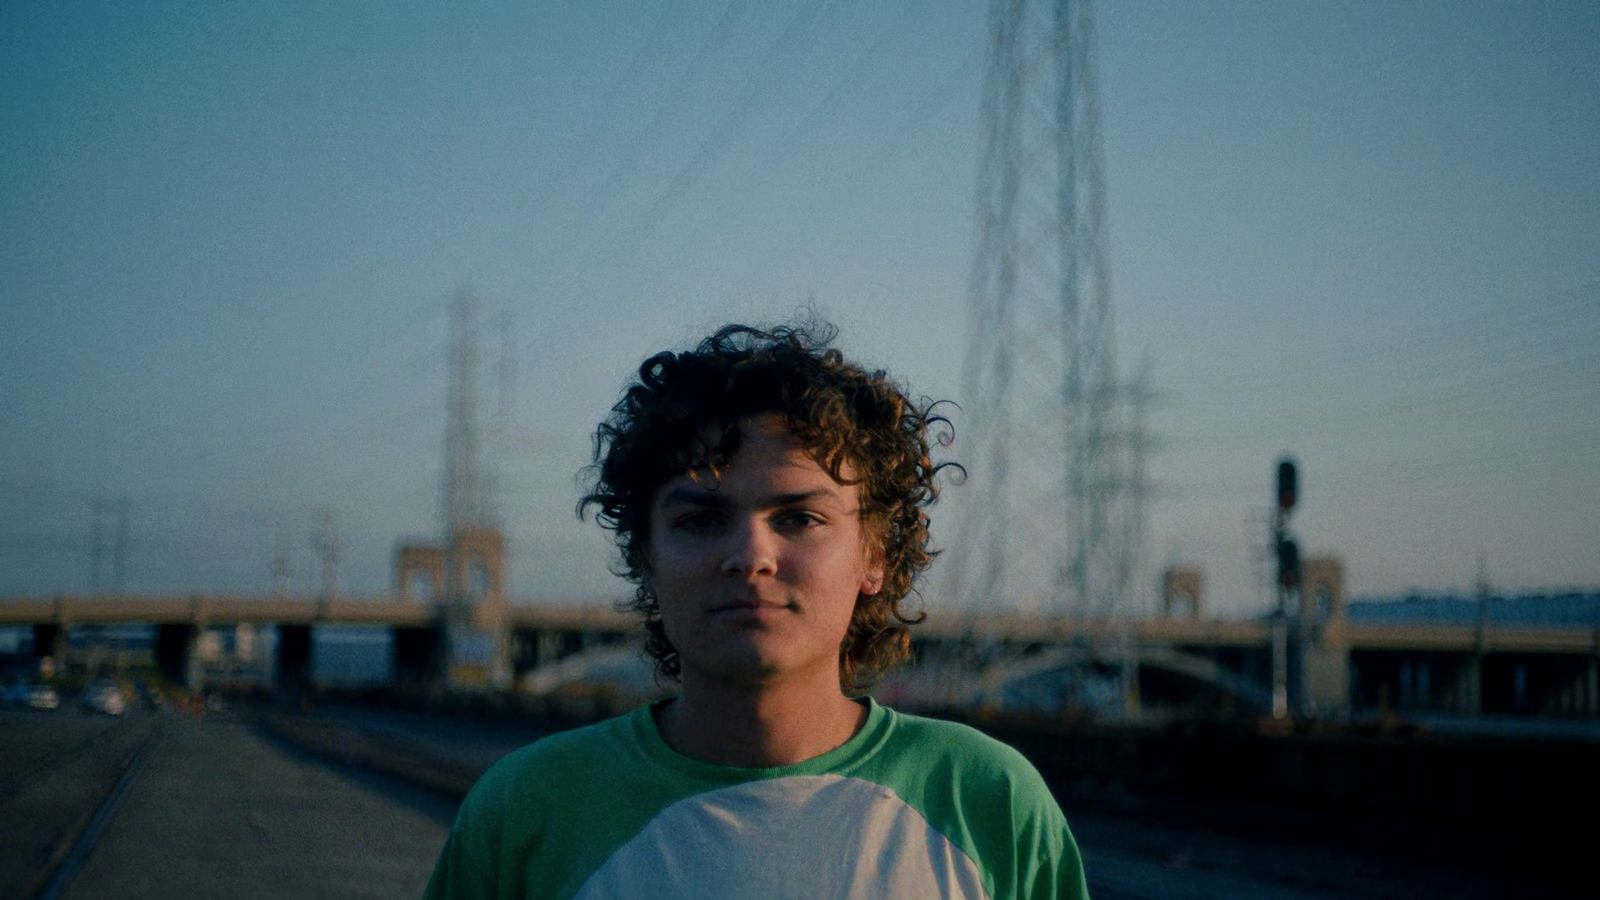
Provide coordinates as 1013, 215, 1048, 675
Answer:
3, 1, 1597, 617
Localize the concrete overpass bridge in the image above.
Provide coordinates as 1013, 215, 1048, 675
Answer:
4, 591, 1597, 720
0, 594, 634, 695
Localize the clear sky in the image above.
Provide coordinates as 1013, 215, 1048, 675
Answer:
3, 1, 1597, 618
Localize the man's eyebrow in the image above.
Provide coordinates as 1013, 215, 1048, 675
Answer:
656, 487, 841, 509
764, 489, 840, 508
657, 487, 729, 509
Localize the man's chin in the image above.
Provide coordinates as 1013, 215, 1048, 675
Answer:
686, 647, 820, 686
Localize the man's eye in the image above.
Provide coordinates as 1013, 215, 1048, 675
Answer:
673, 513, 723, 531
777, 511, 825, 529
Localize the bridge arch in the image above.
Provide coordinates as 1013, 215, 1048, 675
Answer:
518, 642, 653, 696
964, 644, 1271, 714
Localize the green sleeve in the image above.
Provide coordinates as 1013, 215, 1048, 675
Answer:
1027, 818, 1089, 900
1005, 752, 1088, 899
420, 711, 673, 900
857, 711, 1090, 900
422, 785, 502, 900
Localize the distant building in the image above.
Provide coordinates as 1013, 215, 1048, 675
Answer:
1347, 591, 1600, 628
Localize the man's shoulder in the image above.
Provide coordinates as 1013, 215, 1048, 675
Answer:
426, 708, 671, 900
871, 705, 1066, 831
462, 708, 642, 815
880, 706, 1048, 786
869, 705, 1086, 898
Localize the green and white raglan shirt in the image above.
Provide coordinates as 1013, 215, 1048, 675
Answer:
424, 699, 1089, 899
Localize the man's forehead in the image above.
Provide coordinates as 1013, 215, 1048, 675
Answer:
655, 483, 845, 511
697, 415, 854, 470
657, 416, 860, 502
659, 456, 854, 500
694, 412, 791, 448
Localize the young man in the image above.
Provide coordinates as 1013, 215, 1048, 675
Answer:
425, 323, 1089, 899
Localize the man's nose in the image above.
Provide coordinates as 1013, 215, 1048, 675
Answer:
720, 518, 778, 577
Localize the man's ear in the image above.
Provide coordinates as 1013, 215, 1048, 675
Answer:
860, 525, 887, 596
860, 566, 885, 597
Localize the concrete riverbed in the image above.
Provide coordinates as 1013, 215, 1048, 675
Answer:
0, 704, 1582, 899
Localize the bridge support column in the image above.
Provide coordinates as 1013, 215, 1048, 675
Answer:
1587, 655, 1599, 718
30, 623, 66, 671
156, 624, 202, 692
1120, 631, 1141, 719
537, 631, 564, 668
1298, 558, 1348, 717
1460, 656, 1482, 715
393, 625, 444, 692
1557, 668, 1581, 716
275, 624, 313, 695
1301, 644, 1348, 716
1552, 657, 1594, 717
509, 629, 540, 678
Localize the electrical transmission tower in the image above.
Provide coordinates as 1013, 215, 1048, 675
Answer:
270, 512, 292, 598
88, 497, 131, 594
443, 287, 487, 537
438, 286, 513, 689
312, 509, 340, 603
486, 309, 516, 530
443, 289, 517, 538
951, 0, 1147, 619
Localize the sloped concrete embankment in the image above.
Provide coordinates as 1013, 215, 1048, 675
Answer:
257, 714, 484, 800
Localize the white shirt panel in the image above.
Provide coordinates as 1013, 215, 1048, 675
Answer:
572, 774, 989, 900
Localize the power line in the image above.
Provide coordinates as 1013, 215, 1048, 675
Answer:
651, 0, 966, 266
750, 0, 923, 176
630, 0, 840, 238
1170, 277, 1600, 406
469, 1, 682, 282
584, 0, 755, 238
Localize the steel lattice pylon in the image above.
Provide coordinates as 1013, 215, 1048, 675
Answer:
948, 0, 1144, 619
443, 287, 485, 540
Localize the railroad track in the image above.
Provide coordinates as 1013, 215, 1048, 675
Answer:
0, 717, 125, 806
0, 714, 163, 900
34, 724, 164, 900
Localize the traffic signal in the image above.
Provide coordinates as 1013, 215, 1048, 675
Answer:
1277, 458, 1298, 512
1277, 537, 1300, 589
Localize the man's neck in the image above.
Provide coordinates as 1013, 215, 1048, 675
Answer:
657, 674, 868, 768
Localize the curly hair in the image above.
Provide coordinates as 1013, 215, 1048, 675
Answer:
579, 321, 954, 693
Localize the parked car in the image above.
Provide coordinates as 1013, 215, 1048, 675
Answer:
0, 679, 29, 708
80, 680, 125, 716
5, 679, 60, 707
28, 683, 60, 710
4, 679, 59, 710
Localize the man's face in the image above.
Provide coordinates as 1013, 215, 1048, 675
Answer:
646, 415, 885, 689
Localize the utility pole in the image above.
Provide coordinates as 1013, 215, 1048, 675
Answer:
312, 509, 339, 608
1472, 552, 1491, 715
89, 496, 106, 593
1272, 457, 1301, 720
112, 499, 130, 594
271, 512, 292, 598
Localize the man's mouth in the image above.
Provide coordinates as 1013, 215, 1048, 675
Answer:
709, 599, 790, 614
